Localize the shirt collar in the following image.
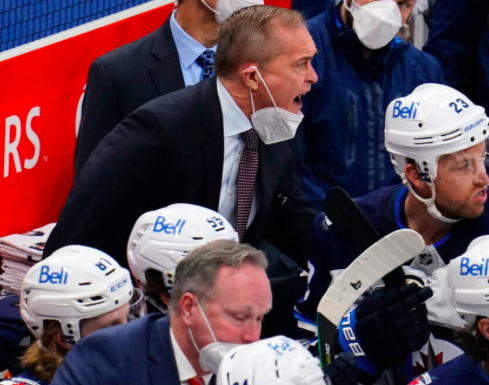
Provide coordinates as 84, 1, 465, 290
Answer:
216, 77, 252, 138
170, 327, 214, 385
170, 10, 217, 69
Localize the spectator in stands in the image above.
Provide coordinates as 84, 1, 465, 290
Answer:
127, 204, 238, 313
44, 5, 318, 271
74, 0, 262, 175
296, 0, 444, 209
297, 84, 489, 376
1, 246, 134, 385
423, 0, 489, 112
50, 240, 272, 385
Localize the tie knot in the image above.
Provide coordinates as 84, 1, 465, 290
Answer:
196, 49, 215, 80
242, 129, 259, 152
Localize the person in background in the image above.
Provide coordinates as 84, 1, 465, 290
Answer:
51, 240, 272, 385
1, 246, 135, 385
74, 0, 263, 175
424, 0, 489, 113
296, 0, 443, 209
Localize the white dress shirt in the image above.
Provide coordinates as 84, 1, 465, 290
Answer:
216, 77, 258, 228
169, 11, 217, 87
170, 327, 213, 385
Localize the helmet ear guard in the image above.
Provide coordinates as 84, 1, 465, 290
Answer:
385, 84, 489, 223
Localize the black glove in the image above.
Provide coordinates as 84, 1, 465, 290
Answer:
323, 352, 358, 385
355, 283, 433, 369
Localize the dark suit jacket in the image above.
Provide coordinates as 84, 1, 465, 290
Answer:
51, 315, 180, 385
45, 77, 317, 268
74, 18, 185, 176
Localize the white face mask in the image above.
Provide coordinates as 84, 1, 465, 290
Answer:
249, 66, 304, 145
200, 0, 264, 24
344, 0, 403, 50
188, 299, 240, 373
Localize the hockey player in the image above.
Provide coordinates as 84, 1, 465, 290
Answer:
127, 203, 238, 313
409, 236, 489, 384
297, 84, 489, 375
1, 245, 134, 385
214, 335, 357, 385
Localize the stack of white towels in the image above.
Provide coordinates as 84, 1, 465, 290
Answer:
0, 223, 55, 296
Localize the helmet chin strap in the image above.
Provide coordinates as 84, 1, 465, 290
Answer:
401, 174, 461, 224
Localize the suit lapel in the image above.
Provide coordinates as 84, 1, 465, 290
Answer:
148, 316, 180, 385
201, 77, 225, 211
150, 18, 185, 96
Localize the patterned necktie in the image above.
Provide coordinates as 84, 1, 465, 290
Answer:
196, 49, 215, 80
188, 377, 205, 385
235, 129, 259, 242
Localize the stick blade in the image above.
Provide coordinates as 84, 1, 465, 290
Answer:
317, 229, 424, 326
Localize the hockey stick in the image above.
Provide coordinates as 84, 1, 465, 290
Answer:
323, 187, 406, 287
317, 228, 425, 366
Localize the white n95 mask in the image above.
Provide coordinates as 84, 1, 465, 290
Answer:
249, 66, 304, 145
200, 0, 264, 24
344, 0, 403, 50
188, 299, 239, 373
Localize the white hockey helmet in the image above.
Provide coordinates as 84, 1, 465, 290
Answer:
21, 245, 133, 343
447, 236, 489, 328
127, 204, 238, 291
385, 83, 489, 223
217, 336, 326, 385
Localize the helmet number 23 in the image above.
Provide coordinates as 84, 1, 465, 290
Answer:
449, 98, 469, 114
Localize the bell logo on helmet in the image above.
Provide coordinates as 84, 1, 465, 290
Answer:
153, 216, 186, 235
38, 265, 69, 284
460, 257, 489, 276
392, 101, 419, 119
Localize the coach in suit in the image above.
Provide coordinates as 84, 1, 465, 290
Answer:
75, 0, 261, 175
51, 241, 272, 385
45, 5, 318, 269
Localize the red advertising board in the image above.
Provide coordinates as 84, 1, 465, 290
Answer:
0, 0, 290, 237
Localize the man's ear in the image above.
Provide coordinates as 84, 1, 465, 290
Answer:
478, 318, 489, 341
405, 162, 432, 199
179, 292, 197, 327
160, 291, 171, 307
241, 66, 260, 91
53, 329, 73, 350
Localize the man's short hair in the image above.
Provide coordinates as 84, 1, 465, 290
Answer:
169, 240, 268, 311
214, 5, 306, 78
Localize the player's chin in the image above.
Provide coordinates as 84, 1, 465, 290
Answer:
462, 203, 485, 219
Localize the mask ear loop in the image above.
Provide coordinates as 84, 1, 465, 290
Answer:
188, 298, 220, 353
199, 0, 221, 15
249, 66, 279, 112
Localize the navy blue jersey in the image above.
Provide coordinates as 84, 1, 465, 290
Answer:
297, 184, 489, 320
410, 354, 489, 384
296, 0, 443, 208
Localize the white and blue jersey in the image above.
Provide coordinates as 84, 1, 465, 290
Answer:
1, 372, 49, 385
410, 354, 489, 385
